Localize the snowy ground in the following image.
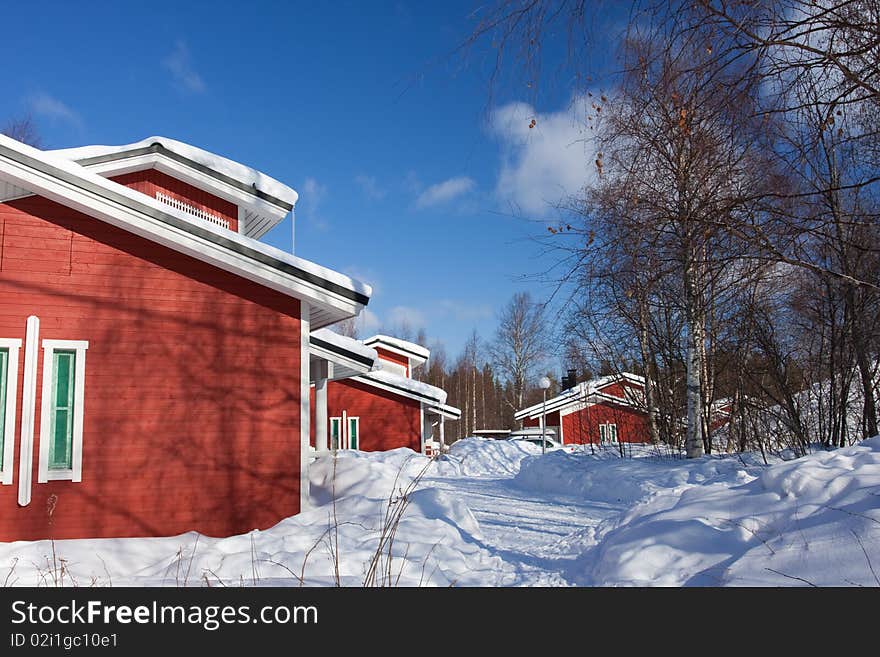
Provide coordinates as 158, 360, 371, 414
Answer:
2, 438, 879, 586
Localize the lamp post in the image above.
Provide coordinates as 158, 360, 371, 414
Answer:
539, 376, 551, 455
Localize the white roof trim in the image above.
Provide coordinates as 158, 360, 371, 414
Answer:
362, 334, 429, 366
49, 136, 298, 206
0, 134, 371, 329
426, 403, 462, 420
309, 329, 378, 378
514, 372, 646, 420
351, 370, 447, 406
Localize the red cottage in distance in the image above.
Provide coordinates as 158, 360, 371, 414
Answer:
515, 373, 651, 445
0, 135, 372, 541
309, 333, 460, 457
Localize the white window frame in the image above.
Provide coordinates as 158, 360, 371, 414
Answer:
330, 416, 342, 450
0, 338, 22, 485
38, 340, 88, 483
599, 422, 618, 444
347, 416, 360, 450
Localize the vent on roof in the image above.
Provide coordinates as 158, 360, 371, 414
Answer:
156, 191, 231, 230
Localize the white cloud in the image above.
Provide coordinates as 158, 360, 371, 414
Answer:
302, 177, 326, 205
357, 308, 381, 334
415, 176, 475, 209
489, 97, 595, 216
28, 93, 81, 127
163, 40, 206, 94
386, 305, 427, 330
436, 299, 493, 322
299, 177, 328, 230
354, 174, 386, 200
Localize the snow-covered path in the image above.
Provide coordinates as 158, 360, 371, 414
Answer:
423, 473, 623, 586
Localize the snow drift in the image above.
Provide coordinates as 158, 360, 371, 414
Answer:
587, 437, 880, 586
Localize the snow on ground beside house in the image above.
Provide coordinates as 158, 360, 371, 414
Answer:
514, 445, 777, 506
587, 437, 880, 586
2, 437, 879, 587
0, 449, 503, 587
444, 436, 540, 477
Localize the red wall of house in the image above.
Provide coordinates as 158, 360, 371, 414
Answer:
0, 195, 301, 541
522, 411, 560, 429
375, 347, 409, 376
110, 170, 239, 231
310, 379, 421, 452
561, 402, 650, 444
597, 380, 641, 399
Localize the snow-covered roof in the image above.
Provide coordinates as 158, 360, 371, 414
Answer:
49, 136, 298, 207
514, 372, 646, 421
310, 329, 378, 381
0, 133, 371, 329
36, 137, 298, 240
362, 334, 430, 366
355, 369, 448, 405
311, 329, 377, 365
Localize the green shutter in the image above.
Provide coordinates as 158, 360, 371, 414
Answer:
49, 350, 76, 470
349, 418, 359, 450
0, 349, 7, 470
330, 418, 341, 450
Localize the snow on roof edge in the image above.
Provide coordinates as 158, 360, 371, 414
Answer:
48, 136, 299, 207
362, 334, 430, 361
514, 372, 645, 419
311, 329, 378, 367
358, 369, 447, 404
0, 134, 371, 301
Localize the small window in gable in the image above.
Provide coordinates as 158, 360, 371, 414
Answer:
38, 340, 88, 483
156, 192, 231, 230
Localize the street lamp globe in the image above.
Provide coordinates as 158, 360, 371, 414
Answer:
539, 376, 551, 390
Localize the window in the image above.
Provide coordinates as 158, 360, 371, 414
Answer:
599, 422, 618, 444
348, 417, 359, 450
38, 340, 88, 483
0, 339, 22, 485
330, 417, 342, 450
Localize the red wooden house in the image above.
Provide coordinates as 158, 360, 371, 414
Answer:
0, 135, 373, 541
515, 373, 651, 445
310, 334, 460, 456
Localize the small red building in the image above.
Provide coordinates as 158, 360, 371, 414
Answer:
309, 334, 460, 456
515, 373, 651, 445
0, 135, 372, 541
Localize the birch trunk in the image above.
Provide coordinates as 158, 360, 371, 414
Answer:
684, 257, 705, 459
637, 295, 661, 445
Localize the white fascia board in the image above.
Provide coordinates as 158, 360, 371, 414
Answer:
6, 152, 290, 234
362, 336, 429, 365
91, 154, 288, 237
350, 374, 445, 406
0, 138, 369, 328
309, 344, 374, 378
426, 403, 462, 420
514, 373, 647, 420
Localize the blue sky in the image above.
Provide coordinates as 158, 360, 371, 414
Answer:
0, 1, 621, 360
